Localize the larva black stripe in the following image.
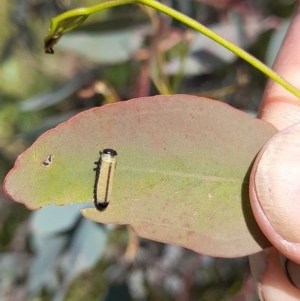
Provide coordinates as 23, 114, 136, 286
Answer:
93, 155, 102, 204
104, 162, 113, 203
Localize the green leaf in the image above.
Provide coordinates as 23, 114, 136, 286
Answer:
4, 95, 276, 257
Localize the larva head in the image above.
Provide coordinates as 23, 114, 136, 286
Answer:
102, 148, 117, 156
101, 149, 117, 163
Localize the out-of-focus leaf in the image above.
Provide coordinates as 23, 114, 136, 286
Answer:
17, 110, 82, 142
56, 28, 146, 63
4, 95, 277, 257
28, 235, 67, 297
29, 206, 108, 301
20, 71, 96, 111
166, 12, 276, 76
0, 253, 28, 296
64, 219, 108, 280
265, 19, 290, 67
31, 204, 84, 237
50, 219, 108, 301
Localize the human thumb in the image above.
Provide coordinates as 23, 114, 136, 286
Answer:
250, 121, 300, 264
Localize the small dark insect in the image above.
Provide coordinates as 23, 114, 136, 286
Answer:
93, 149, 117, 211
42, 155, 53, 167
44, 33, 61, 54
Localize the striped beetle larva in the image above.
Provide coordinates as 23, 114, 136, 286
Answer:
93, 149, 117, 211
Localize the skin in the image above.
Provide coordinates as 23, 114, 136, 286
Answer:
249, 2, 300, 299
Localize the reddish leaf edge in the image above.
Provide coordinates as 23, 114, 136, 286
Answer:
3, 94, 277, 212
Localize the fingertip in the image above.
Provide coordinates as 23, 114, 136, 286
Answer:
250, 122, 300, 263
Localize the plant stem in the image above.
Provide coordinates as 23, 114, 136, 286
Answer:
45, 0, 300, 99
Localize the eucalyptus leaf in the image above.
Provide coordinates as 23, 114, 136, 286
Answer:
4, 95, 277, 257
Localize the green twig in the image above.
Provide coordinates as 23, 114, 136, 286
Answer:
44, 0, 300, 99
